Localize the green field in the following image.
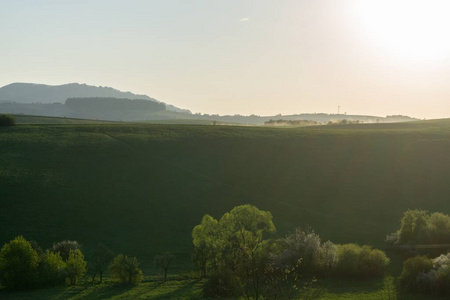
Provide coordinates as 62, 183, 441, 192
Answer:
1, 119, 450, 297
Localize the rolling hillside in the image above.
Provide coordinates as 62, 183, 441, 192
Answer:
1, 119, 450, 272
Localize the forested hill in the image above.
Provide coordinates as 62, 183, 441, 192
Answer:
0, 82, 190, 113
65, 97, 166, 121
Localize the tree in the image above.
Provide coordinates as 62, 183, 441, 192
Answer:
88, 243, 114, 284
279, 227, 322, 275
398, 210, 429, 244
192, 214, 221, 278
0, 236, 39, 290
192, 205, 276, 299
38, 250, 66, 286
109, 255, 143, 285
65, 249, 86, 285
52, 240, 81, 261
316, 240, 338, 274
219, 205, 276, 300
0, 114, 15, 126
399, 256, 433, 292
154, 252, 175, 282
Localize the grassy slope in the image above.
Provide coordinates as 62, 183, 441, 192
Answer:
12, 114, 115, 124
1, 119, 450, 275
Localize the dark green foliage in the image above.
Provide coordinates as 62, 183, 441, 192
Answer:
52, 241, 81, 261
153, 252, 175, 282
399, 256, 433, 292
397, 210, 429, 244
88, 243, 114, 284
336, 244, 389, 278
357, 246, 390, 278
393, 210, 450, 245
109, 255, 143, 285
0, 114, 15, 126
38, 251, 66, 287
335, 244, 361, 278
0, 236, 39, 290
192, 215, 221, 278
193, 205, 276, 299
399, 253, 450, 297
203, 269, 241, 298
65, 249, 86, 285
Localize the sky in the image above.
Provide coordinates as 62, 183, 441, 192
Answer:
1, 0, 450, 119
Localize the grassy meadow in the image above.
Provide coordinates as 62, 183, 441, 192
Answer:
1, 119, 450, 298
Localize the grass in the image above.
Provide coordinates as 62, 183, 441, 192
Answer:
0, 275, 440, 299
0, 275, 204, 299
1, 118, 450, 297
11, 114, 116, 125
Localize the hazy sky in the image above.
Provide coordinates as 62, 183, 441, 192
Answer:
1, 0, 450, 118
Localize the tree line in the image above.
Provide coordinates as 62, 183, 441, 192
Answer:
387, 209, 450, 297
191, 205, 390, 299
0, 238, 174, 290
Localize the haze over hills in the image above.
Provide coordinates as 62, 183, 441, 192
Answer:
0, 82, 418, 124
0, 82, 190, 113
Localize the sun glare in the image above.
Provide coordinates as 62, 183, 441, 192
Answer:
355, 0, 450, 62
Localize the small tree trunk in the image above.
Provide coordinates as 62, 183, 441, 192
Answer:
100, 271, 103, 283
91, 273, 96, 285
164, 268, 168, 282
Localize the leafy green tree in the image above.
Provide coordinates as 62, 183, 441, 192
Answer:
52, 240, 81, 261
109, 254, 143, 285
38, 250, 66, 286
88, 243, 114, 284
219, 205, 276, 300
398, 210, 429, 244
428, 212, 450, 244
65, 249, 86, 285
0, 236, 39, 290
153, 252, 175, 281
192, 214, 221, 278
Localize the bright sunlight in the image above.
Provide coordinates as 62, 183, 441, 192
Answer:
355, 0, 450, 62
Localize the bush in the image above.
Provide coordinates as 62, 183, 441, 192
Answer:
399, 256, 433, 292
335, 244, 389, 278
65, 249, 86, 285
0, 236, 39, 290
408, 253, 450, 296
203, 269, 241, 298
315, 240, 338, 274
0, 114, 15, 126
336, 244, 361, 277
109, 255, 143, 285
358, 246, 390, 278
38, 251, 66, 286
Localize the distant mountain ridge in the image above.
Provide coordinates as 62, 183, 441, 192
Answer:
0, 82, 190, 113
0, 82, 418, 124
